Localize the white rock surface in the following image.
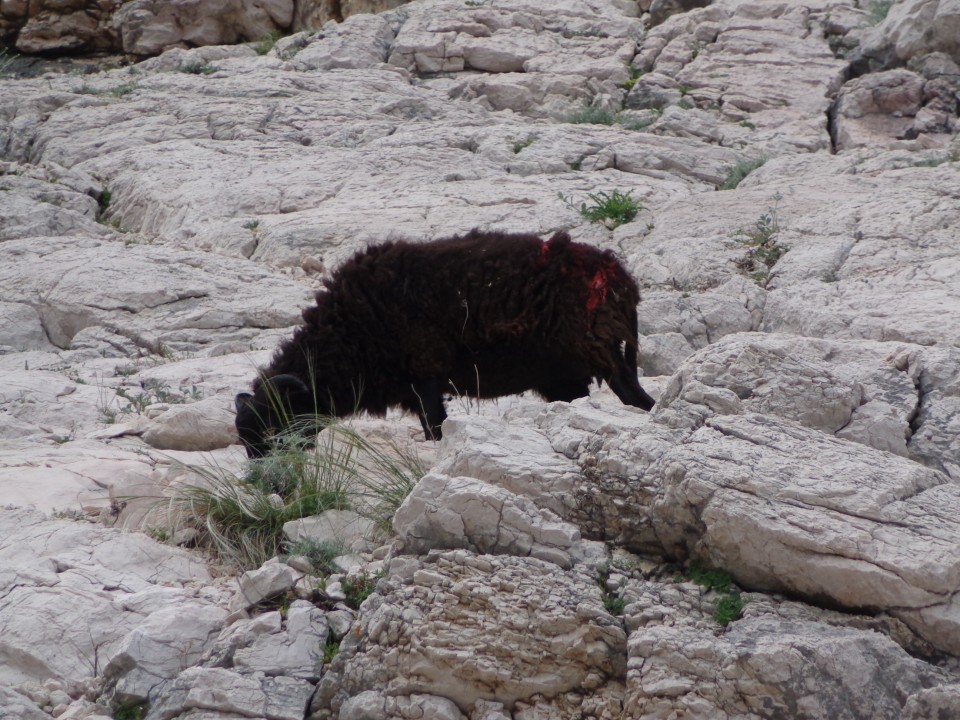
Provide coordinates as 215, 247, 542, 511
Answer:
283, 509, 377, 553
0, 508, 220, 692
2, 0, 960, 716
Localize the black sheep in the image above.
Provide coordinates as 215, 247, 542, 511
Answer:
235, 229, 655, 457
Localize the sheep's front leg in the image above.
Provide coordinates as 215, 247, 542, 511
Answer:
408, 378, 447, 440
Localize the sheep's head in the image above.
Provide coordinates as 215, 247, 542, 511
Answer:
234, 374, 330, 457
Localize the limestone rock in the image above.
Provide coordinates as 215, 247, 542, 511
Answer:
145, 666, 314, 720
103, 602, 230, 703
312, 550, 627, 716
0, 508, 215, 691
283, 509, 377, 553
0, 237, 310, 354
141, 395, 238, 451
231, 560, 301, 611
114, 0, 295, 56
860, 0, 960, 68
624, 583, 955, 719
232, 600, 328, 679
0, 686, 49, 720
393, 472, 582, 567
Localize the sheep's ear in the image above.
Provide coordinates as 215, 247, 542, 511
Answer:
235, 392, 254, 413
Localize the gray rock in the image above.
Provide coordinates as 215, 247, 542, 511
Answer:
233, 600, 328, 679
231, 561, 300, 611
145, 666, 313, 720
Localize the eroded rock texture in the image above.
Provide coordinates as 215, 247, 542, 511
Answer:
2, 0, 960, 718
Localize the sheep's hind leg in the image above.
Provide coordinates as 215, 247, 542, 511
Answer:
407, 378, 447, 440
606, 358, 655, 410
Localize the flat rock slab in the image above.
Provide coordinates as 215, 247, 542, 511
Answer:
0, 508, 218, 689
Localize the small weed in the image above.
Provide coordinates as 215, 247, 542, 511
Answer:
255, 29, 284, 55
116, 380, 201, 414
683, 561, 748, 626
113, 701, 147, 720
719, 156, 766, 190
342, 570, 383, 610
115, 387, 153, 414
511, 136, 537, 154
323, 638, 341, 663
686, 562, 735, 593
558, 189, 641, 228
618, 114, 657, 131
913, 151, 959, 168
146, 527, 171, 543
603, 595, 626, 615
464, 0, 486, 6
156, 342, 177, 361
739, 120, 756, 130
243, 219, 260, 231
0, 47, 18, 77
714, 592, 747, 626
569, 158, 583, 171
52, 433, 74, 445
178, 61, 218, 75
563, 105, 618, 126
622, 66, 643, 91
596, 567, 626, 616
677, 98, 694, 110
99, 187, 111, 212
734, 194, 786, 285
114, 364, 139, 377
867, 0, 894, 25
678, 84, 693, 96
110, 82, 138, 98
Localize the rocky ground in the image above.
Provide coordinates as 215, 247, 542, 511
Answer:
2, 0, 960, 718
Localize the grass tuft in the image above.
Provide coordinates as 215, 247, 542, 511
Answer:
563, 105, 618, 126
558, 189, 641, 228
719, 156, 766, 190
255, 30, 284, 56
163, 420, 422, 569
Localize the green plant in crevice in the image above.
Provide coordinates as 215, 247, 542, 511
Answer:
719, 156, 767, 190
323, 638, 341, 663
563, 105, 618, 126
683, 561, 748, 627
110, 82, 138, 98
733, 193, 786, 286
113, 701, 148, 720
255, 29, 284, 55
622, 66, 643, 91
558, 189, 641, 229
178, 61, 218, 75
511, 136, 537, 154
342, 570, 384, 610
596, 566, 626, 617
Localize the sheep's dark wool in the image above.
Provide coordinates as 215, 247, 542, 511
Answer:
236, 229, 655, 457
